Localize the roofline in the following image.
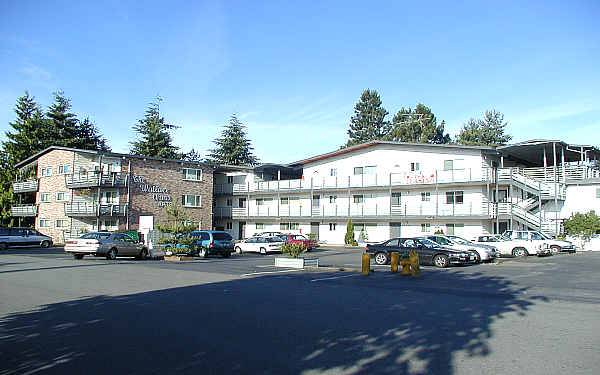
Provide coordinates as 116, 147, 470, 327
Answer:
290, 141, 495, 166
15, 146, 213, 169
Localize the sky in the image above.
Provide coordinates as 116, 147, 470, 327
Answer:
1, 0, 599, 164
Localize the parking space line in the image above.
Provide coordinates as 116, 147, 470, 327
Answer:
310, 274, 358, 282
241, 269, 301, 277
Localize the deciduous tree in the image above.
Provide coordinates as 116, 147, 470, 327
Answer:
456, 110, 512, 146
386, 104, 450, 144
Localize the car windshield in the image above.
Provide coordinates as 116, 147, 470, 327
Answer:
81, 233, 111, 240
419, 238, 440, 248
448, 236, 470, 244
484, 237, 500, 242
267, 237, 282, 243
213, 232, 233, 241
536, 232, 551, 240
497, 235, 512, 241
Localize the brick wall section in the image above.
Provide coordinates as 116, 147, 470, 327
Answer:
36, 150, 74, 243
127, 158, 213, 231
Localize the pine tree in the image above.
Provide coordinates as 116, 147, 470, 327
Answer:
0, 151, 14, 226
456, 110, 512, 146
345, 219, 357, 246
73, 118, 111, 152
207, 114, 259, 165
386, 103, 451, 144
130, 97, 180, 159
183, 148, 203, 162
45, 91, 80, 148
345, 89, 391, 147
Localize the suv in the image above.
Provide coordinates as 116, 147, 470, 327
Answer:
503, 230, 575, 254
189, 230, 234, 258
0, 227, 53, 250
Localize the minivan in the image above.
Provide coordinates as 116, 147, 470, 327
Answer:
0, 227, 53, 250
189, 230, 234, 258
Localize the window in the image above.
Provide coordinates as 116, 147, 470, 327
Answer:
421, 223, 431, 233
446, 223, 464, 236
410, 162, 420, 171
385, 239, 400, 247
353, 195, 364, 204
181, 195, 201, 207
330, 168, 337, 177
102, 191, 118, 204
39, 193, 51, 203
354, 166, 376, 175
227, 176, 234, 184
40, 167, 53, 177
56, 192, 69, 201
329, 195, 337, 203
280, 223, 299, 230
421, 192, 430, 202
182, 168, 202, 181
55, 219, 69, 228
100, 219, 118, 231
256, 223, 265, 229
597, 188, 600, 198
446, 191, 464, 204
329, 223, 336, 231
353, 167, 363, 175
280, 197, 289, 205
443, 160, 453, 171
39, 219, 51, 228
391, 192, 401, 205
226, 222, 233, 230
58, 165, 70, 174
226, 199, 232, 206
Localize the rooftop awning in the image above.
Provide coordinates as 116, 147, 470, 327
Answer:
498, 140, 600, 167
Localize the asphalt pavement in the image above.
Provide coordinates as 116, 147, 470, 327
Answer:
1, 246, 599, 375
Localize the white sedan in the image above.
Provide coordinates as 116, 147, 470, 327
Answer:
474, 235, 548, 257
235, 236, 284, 254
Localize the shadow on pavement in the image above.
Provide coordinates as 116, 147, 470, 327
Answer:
0, 270, 545, 375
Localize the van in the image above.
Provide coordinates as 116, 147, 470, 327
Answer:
0, 227, 53, 250
189, 230, 234, 258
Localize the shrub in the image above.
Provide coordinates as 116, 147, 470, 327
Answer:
281, 242, 307, 258
345, 219, 357, 246
434, 229, 444, 235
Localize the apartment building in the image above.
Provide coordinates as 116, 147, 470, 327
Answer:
213, 140, 600, 244
11, 147, 213, 243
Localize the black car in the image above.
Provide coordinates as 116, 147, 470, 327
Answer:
365, 237, 477, 268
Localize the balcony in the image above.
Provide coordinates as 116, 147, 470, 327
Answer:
65, 203, 128, 217
214, 207, 232, 218
11, 205, 38, 217
12, 180, 39, 193
221, 168, 491, 195
65, 172, 129, 189
232, 202, 491, 219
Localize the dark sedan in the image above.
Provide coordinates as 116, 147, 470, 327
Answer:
365, 237, 477, 268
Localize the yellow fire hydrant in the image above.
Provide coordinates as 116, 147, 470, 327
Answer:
409, 250, 420, 277
390, 252, 399, 273
361, 253, 370, 275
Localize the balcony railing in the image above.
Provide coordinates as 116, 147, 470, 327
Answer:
64, 203, 128, 217
214, 207, 233, 218
65, 172, 129, 188
12, 180, 39, 193
232, 202, 488, 218
11, 205, 38, 217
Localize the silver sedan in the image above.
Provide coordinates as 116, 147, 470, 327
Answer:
65, 232, 147, 260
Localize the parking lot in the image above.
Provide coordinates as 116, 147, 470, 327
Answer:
1, 246, 599, 374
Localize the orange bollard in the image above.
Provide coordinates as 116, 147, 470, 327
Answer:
361, 253, 370, 275
390, 252, 399, 273
409, 250, 420, 277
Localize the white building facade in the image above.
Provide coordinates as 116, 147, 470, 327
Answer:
213, 140, 600, 244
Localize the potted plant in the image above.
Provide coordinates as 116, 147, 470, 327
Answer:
274, 243, 319, 268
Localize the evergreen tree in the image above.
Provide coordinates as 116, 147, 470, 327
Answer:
345, 219, 357, 246
345, 89, 391, 147
0, 151, 14, 226
45, 91, 80, 148
183, 148, 203, 162
456, 110, 512, 146
130, 97, 180, 159
386, 103, 451, 144
207, 114, 259, 165
73, 117, 111, 152
3, 92, 47, 166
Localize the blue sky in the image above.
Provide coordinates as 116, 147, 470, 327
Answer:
1, 0, 599, 163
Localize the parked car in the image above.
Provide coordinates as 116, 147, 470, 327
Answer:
0, 227, 53, 250
254, 231, 284, 238
503, 230, 575, 254
474, 234, 549, 257
189, 230, 235, 258
365, 237, 477, 268
277, 233, 318, 251
65, 232, 147, 260
423, 235, 497, 263
235, 236, 284, 254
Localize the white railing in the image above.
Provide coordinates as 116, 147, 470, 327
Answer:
12, 180, 38, 193
10, 205, 37, 216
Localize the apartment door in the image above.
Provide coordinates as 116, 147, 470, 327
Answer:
238, 222, 246, 240
238, 198, 247, 208
390, 222, 402, 238
310, 222, 320, 240
312, 195, 321, 215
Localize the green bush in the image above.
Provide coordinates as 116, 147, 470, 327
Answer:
434, 229, 444, 235
280, 242, 307, 258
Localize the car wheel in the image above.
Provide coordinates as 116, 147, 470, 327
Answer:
512, 247, 528, 257
137, 248, 148, 260
260, 247, 267, 255
472, 251, 481, 263
374, 252, 389, 265
198, 248, 208, 258
433, 254, 449, 268
106, 248, 117, 260
0, 242, 7, 250
221, 252, 231, 258
40, 240, 51, 248
550, 245, 560, 254
235, 246, 242, 254
73, 254, 84, 260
